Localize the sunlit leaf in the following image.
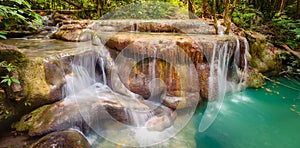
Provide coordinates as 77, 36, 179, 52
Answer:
11, 78, 20, 84
7, 79, 11, 86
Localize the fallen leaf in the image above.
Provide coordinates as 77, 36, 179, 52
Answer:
265, 88, 272, 93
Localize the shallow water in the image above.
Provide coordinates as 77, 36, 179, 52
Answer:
195, 77, 300, 148
0, 38, 91, 58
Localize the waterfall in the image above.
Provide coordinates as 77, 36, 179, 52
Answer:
198, 37, 249, 132
54, 19, 250, 145
63, 49, 99, 99
98, 57, 107, 85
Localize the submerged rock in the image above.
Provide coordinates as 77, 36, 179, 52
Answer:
30, 130, 90, 148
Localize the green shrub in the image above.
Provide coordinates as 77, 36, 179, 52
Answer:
0, 61, 20, 86
232, 5, 263, 30
102, 1, 180, 19
0, 0, 42, 35
271, 12, 300, 49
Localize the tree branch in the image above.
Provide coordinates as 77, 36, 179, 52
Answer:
281, 44, 300, 59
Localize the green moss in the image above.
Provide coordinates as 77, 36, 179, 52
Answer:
20, 58, 50, 105
247, 70, 265, 88
0, 44, 29, 68
12, 104, 51, 132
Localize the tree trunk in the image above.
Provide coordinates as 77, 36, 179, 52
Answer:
223, 0, 230, 34
97, 0, 102, 17
213, 0, 218, 34
188, 0, 197, 19
201, 0, 210, 18
224, 0, 239, 34
279, 0, 286, 12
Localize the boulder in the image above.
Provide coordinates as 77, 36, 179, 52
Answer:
13, 85, 175, 136
0, 44, 70, 131
244, 68, 265, 88
245, 31, 281, 75
50, 21, 92, 42
30, 130, 90, 148
0, 43, 28, 67
42, 12, 77, 27
13, 98, 124, 136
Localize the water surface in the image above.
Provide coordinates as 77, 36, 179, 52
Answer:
0, 39, 91, 58
195, 77, 300, 148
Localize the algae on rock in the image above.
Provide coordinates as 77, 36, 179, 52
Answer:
246, 31, 281, 76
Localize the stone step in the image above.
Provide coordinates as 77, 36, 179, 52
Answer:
97, 32, 239, 65
91, 19, 220, 34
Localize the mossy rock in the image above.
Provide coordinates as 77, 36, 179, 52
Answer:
0, 45, 58, 132
246, 69, 265, 88
12, 104, 51, 132
245, 31, 281, 76
0, 43, 28, 68
29, 130, 90, 148
20, 58, 51, 106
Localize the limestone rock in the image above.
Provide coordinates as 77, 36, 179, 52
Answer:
97, 32, 240, 101
246, 31, 281, 75
91, 20, 216, 34
30, 130, 90, 148
50, 21, 92, 42
197, 63, 210, 99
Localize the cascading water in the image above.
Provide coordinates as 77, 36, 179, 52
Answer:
198, 37, 249, 132
58, 37, 172, 146
49, 18, 251, 146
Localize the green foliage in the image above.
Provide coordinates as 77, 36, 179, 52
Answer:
103, 1, 180, 19
232, 4, 263, 29
0, 31, 6, 39
0, 61, 20, 87
0, 0, 42, 35
1, 75, 20, 86
278, 51, 300, 78
271, 13, 300, 49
